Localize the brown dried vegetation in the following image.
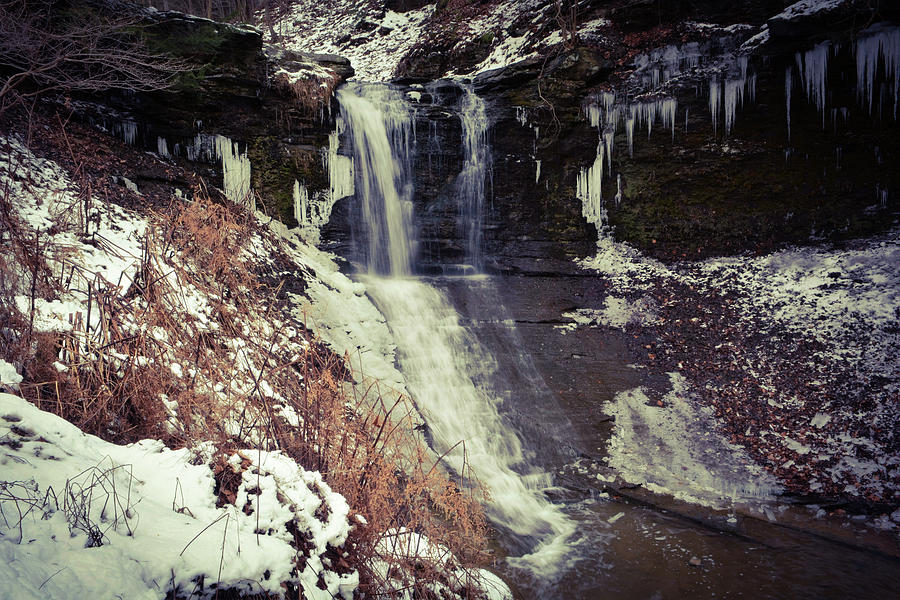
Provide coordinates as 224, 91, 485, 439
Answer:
0, 114, 491, 598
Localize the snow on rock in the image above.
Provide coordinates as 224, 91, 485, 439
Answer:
578, 228, 900, 504
562, 295, 658, 331
0, 360, 22, 392
697, 231, 900, 389
0, 393, 357, 599
275, 0, 435, 82
276, 0, 609, 81
769, 0, 848, 23
603, 374, 781, 509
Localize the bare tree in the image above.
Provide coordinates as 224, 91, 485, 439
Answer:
0, 0, 188, 115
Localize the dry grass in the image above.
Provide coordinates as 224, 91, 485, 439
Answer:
272, 71, 341, 118
1, 136, 492, 598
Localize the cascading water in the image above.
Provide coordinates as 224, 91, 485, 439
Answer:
456, 86, 491, 270
337, 83, 416, 276
336, 83, 576, 579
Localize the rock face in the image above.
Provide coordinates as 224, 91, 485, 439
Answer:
65, 3, 352, 225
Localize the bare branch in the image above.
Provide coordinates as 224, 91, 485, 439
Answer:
0, 0, 190, 114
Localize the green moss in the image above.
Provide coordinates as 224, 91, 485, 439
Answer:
247, 138, 329, 227
142, 23, 225, 62
479, 32, 495, 45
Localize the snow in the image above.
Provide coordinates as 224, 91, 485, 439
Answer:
275, 1, 435, 82
0, 359, 22, 391
1, 135, 148, 334
275, 0, 604, 81
1, 131, 511, 599
562, 295, 658, 331
0, 392, 356, 599
770, 0, 848, 22
603, 374, 781, 509
578, 228, 900, 504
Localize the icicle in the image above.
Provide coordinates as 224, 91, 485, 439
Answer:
602, 91, 616, 114
747, 73, 757, 104
605, 105, 621, 132
293, 179, 308, 225
535, 159, 542, 184
709, 79, 721, 135
157, 136, 169, 157
685, 107, 689, 133
797, 42, 831, 127
625, 113, 635, 157
785, 66, 792, 142
214, 135, 253, 210
875, 184, 889, 208
615, 174, 623, 206
585, 103, 601, 128
576, 149, 606, 232
120, 121, 137, 145
603, 129, 614, 170
855, 25, 900, 119
724, 78, 745, 135
516, 106, 529, 126
659, 97, 677, 140
327, 124, 354, 201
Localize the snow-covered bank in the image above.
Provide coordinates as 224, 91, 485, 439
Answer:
576, 231, 900, 512
0, 126, 510, 599
0, 392, 356, 599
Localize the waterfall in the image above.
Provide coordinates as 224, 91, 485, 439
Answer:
456, 86, 491, 270
337, 83, 416, 276
336, 83, 575, 577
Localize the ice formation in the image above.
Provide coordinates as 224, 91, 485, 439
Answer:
855, 24, 900, 118
294, 179, 309, 225
709, 79, 721, 134
326, 124, 355, 201
796, 42, 831, 127
214, 135, 253, 210
786, 66, 793, 141
577, 150, 606, 232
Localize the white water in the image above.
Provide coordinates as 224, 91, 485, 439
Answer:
337, 83, 576, 576
365, 278, 576, 577
456, 86, 491, 269
338, 83, 415, 276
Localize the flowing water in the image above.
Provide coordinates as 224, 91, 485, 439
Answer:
333, 82, 900, 599
338, 83, 576, 578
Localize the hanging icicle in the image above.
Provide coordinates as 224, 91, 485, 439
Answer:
709, 79, 722, 135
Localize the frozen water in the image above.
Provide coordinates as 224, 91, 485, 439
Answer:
214, 135, 253, 210
855, 24, 900, 118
